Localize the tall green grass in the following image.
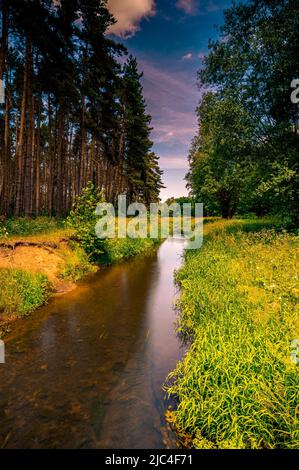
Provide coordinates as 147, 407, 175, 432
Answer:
0, 217, 65, 238
165, 220, 299, 449
0, 269, 52, 318
59, 242, 98, 281
100, 237, 159, 264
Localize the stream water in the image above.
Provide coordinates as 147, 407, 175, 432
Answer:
0, 238, 186, 449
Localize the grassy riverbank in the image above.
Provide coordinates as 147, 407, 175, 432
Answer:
166, 219, 299, 449
0, 217, 159, 336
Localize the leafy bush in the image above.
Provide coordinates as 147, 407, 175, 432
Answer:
0, 269, 52, 317
67, 182, 106, 262
67, 182, 159, 264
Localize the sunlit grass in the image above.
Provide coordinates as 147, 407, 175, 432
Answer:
165, 219, 299, 449
58, 242, 98, 281
0, 269, 52, 319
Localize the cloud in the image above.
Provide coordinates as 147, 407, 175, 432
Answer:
107, 0, 156, 38
137, 58, 200, 172
182, 52, 193, 60
176, 0, 198, 15
131, 57, 201, 198
159, 156, 189, 170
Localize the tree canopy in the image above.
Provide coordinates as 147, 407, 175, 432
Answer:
0, 0, 163, 217
187, 0, 299, 221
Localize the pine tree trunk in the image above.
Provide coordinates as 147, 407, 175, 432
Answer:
0, 1, 8, 214
80, 94, 87, 193
15, 35, 30, 216
0, 0, 8, 80
35, 97, 41, 215
24, 36, 34, 217
47, 97, 53, 215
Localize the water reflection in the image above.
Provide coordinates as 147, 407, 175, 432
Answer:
0, 239, 185, 449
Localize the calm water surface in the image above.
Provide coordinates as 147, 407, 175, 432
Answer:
0, 239, 186, 449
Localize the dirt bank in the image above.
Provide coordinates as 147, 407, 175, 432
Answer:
0, 234, 100, 337
0, 241, 75, 294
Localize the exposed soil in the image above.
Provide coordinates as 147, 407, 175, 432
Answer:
0, 242, 75, 294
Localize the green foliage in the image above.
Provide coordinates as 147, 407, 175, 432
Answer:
67, 182, 106, 262
67, 182, 160, 263
0, 217, 64, 238
0, 225, 9, 239
59, 243, 97, 282
0, 269, 52, 317
101, 237, 158, 265
144, 152, 165, 205
188, 93, 259, 218
1, 2, 163, 217
122, 57, 164, 204
166, 220, 299, 449
188, 0, 299, 222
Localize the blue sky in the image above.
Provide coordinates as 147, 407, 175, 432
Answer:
107, 0, 230, 200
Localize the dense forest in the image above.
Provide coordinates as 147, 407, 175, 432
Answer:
187, 0, 299, 222
0, 0, 164, 217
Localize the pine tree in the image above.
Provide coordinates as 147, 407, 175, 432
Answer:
122, 56, 154, 204
0, 1, 164, 217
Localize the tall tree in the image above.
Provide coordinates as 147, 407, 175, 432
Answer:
188, 0, 299, 220
0, 1, 164, 217
187, 92, 256, 218
122, 56, 154, 204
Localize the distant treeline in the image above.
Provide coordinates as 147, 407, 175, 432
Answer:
187, 0, 299, 222
0, 0, 163, 217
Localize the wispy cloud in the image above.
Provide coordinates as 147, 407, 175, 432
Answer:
182, 52, 193, 60
138, 58, 200, 170
176, 0, 224, 16
159, 156, 189, 170
107, 0, 156, 38
176, 0, 198, 15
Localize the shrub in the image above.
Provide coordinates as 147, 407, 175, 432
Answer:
67, 182, 106, 262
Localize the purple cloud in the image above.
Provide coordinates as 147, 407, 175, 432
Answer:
182, 52, 193, 60
107, 0, 156, 38
140, 59, 199, 150
176, 0, 198, 16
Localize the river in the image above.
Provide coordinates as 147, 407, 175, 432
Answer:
0, 238, 186, 449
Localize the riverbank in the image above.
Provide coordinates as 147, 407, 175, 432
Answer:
0, 237, 185, 449
165, 219, 299, 449
0, 217, 158, 338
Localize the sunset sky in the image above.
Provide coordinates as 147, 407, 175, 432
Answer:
107, 0, 229, 200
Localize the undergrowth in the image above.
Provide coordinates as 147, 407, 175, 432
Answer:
0, 269, 52, 318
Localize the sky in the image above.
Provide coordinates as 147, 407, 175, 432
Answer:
107, 0, 230, 201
